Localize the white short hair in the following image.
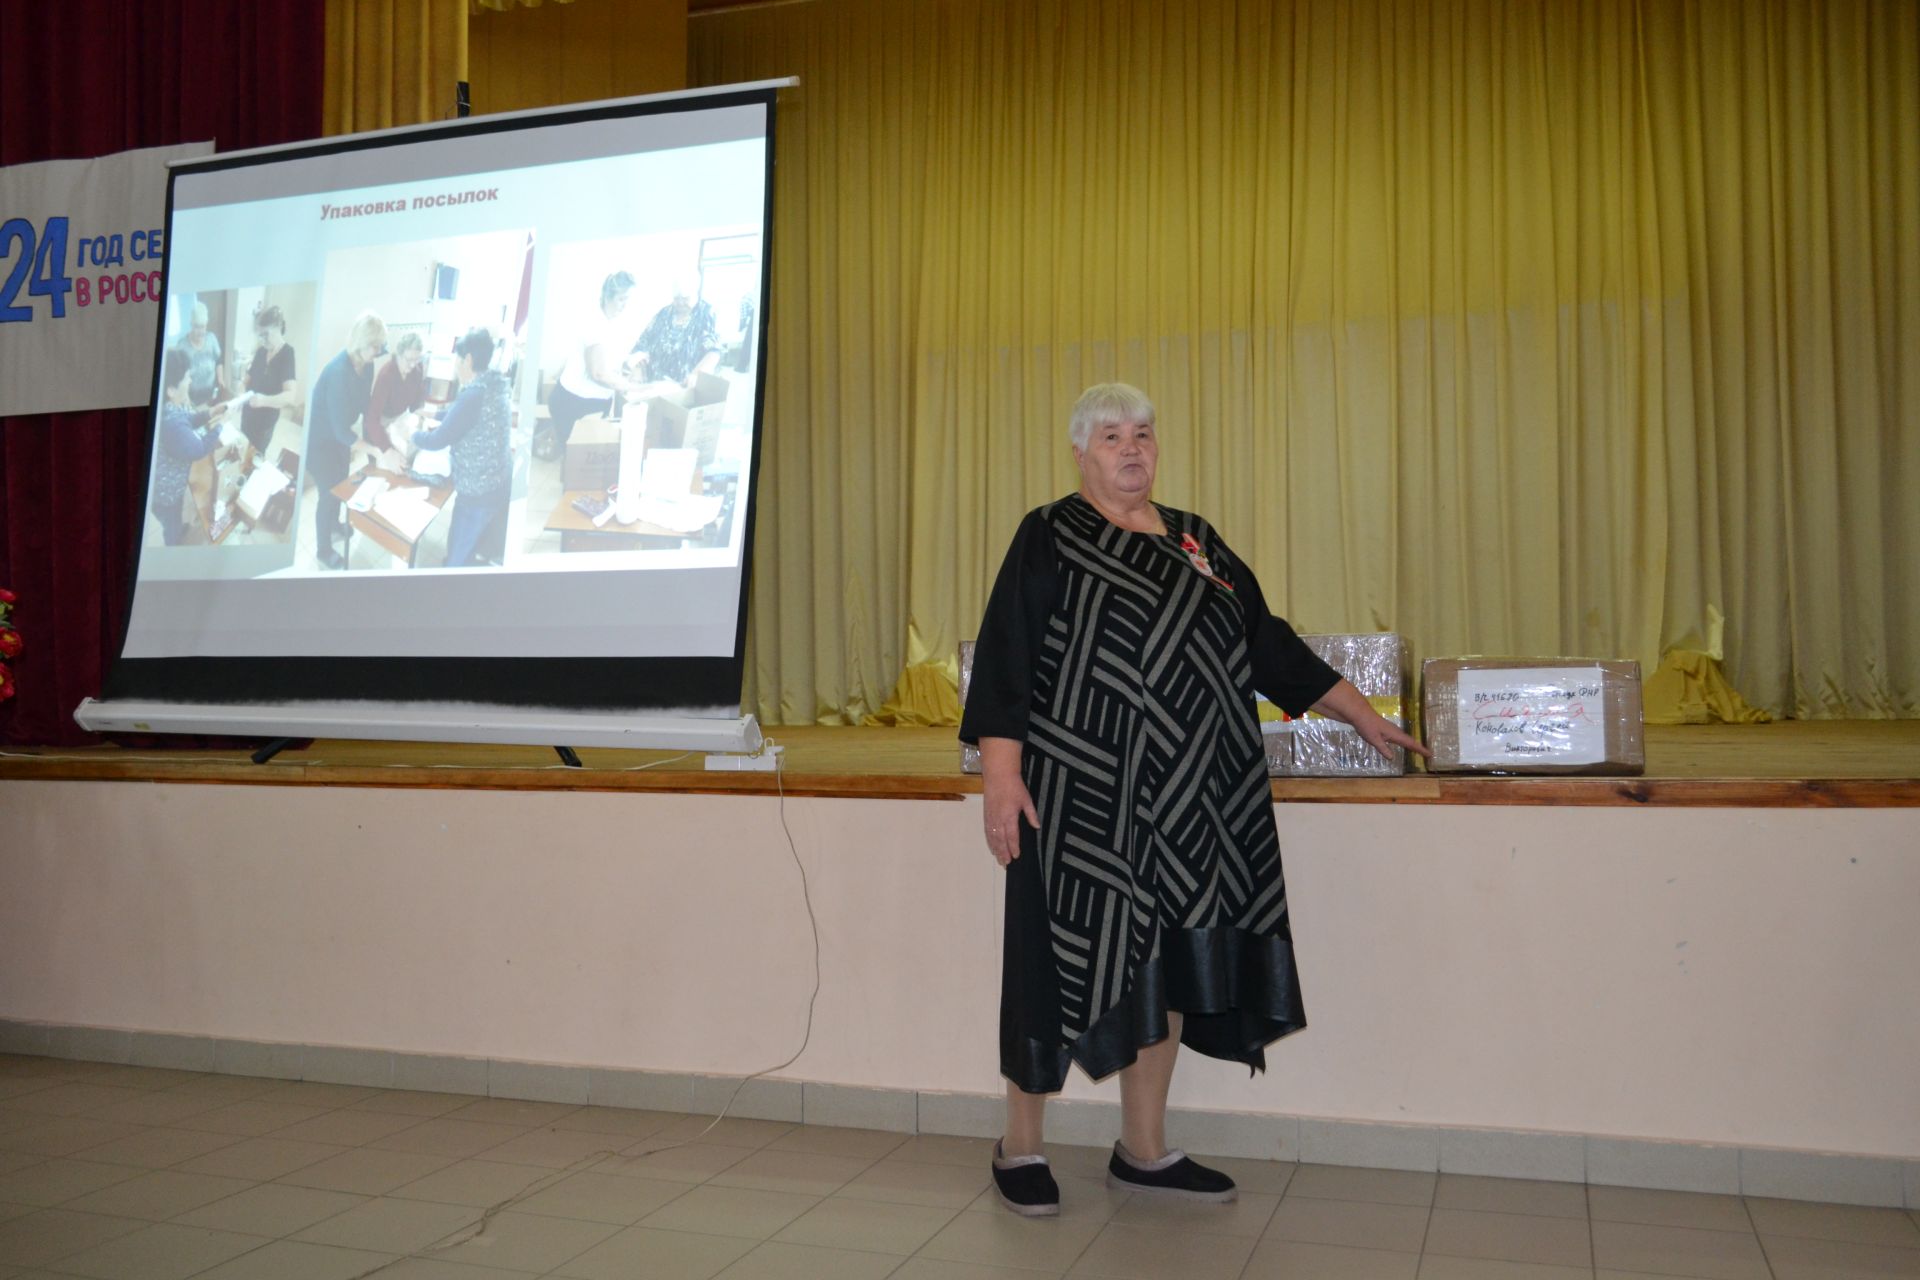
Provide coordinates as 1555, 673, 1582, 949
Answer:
190, 300, 209, 325
1068, 382, 1155, 450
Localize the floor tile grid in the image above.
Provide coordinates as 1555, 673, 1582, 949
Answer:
293, 1105, 878, 1278
7, 1151, 631, 1276
3, 1105, 1605, 1280
1032, 1162, 1916, 1280
1255, 1167, 1430, 1278
18, 1059, 1021, 1280
1740, 1193, 1770, 1280
0, 1059, 671, 1277
1746, 1192, 1920, 1280
1583, 1188, 1596, 1280
638, 1196, 981, 1280
383, 1134, 979, 1280
1255, 1172, 1723, 1280
1, 1060, 991, 1279
9, 1057, 1920, 1280
414, 1132, 979, 1278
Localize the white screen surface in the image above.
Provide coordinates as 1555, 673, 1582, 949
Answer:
125, 95, 770, 663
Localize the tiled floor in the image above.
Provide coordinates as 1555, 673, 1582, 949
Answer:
2, 1056, 1916, 1279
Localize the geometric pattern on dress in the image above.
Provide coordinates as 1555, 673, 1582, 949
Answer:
1025, 495, 1290, 1043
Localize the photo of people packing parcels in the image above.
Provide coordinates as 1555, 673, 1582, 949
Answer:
296, 229, 534, 573
526, 232, 760, 558
145, 283, 316, 549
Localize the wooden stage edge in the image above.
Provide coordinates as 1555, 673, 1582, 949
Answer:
3, 723, 1918, 808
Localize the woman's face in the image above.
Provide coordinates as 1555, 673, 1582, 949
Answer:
258, 325, 285, 355
1075, 419, 1158, 502
397, 346, 421, 375
606, 288, 631, 318
350, 340, 382, 370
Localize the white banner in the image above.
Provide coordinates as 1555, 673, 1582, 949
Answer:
0, 141, 213, 418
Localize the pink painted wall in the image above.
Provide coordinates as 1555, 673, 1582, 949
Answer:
2, 781, 1914, 1158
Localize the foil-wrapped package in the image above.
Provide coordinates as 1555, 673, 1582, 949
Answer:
1262, 633, 1410, 777
959, 640, 981, 774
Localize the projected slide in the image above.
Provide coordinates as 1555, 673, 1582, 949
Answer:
118, 92, 772, 678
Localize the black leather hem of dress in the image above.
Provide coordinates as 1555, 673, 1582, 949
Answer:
1000, 926, 1307, 1094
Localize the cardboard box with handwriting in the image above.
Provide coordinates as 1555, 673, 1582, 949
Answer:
1422, 657, 1644, 775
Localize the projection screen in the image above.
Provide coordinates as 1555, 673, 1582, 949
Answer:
78, 82, 785, 748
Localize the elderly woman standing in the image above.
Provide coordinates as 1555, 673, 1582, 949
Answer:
960, 383, 1427, 1216
629, 272, 721, 390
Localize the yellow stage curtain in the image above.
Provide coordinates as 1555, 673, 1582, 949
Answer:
324, 0, 468, 134
695, 1, 941, 724
326, 0, 675, 130
694, 0, 1918, 725
468, 0, 684, 116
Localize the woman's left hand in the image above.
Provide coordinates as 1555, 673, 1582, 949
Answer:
1356, 711, 1430, 763
1309, 678, 1431, 763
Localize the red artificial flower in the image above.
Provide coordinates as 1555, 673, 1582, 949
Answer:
0, 663, 14, 702
0, 627, 19, 659
0, 586, 14, 604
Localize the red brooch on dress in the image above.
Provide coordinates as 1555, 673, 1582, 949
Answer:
1178, 532, 1235, 592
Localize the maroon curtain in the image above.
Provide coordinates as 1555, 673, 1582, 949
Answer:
0, 0, 325, 745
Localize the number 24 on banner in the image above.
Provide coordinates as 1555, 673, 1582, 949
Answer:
0, 216, 75, 321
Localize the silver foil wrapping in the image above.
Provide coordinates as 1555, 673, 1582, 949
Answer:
1264, 633, 1410, 777
959, 640, 981, 774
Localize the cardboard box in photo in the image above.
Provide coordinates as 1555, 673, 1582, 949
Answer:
645, 371, 731, 466
562, 417, 623, 491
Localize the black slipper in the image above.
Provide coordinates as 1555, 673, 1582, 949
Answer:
1106, 1141, 1237, 1202
991, 1140, 1060, 1216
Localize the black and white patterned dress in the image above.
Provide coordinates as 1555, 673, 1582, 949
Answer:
961, 493, 1340, 1092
